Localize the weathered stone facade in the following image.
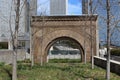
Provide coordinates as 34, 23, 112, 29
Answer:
31, 15, 98, 63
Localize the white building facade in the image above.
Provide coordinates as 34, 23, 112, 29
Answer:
50, 0, 68, 15
0, 0, 37, 50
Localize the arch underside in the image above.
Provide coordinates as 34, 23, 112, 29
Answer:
46, 37, 84, 62
40, 30, 90, 62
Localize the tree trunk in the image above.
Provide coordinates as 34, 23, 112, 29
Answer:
84, 27, 86, 64
30, 27, 34, 67
12, 51, 17, 80
12, 0, 20, 80
89, 0, 94, 69
106, 0, 111, 80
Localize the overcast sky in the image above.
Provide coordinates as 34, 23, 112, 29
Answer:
37, 0, 82, 15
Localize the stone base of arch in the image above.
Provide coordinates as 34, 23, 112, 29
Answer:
31, 15, 99, 63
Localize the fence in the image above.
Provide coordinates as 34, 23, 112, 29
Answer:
0, 49, 30, 64
94, 56, 120, 75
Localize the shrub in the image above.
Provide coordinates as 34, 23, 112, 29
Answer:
0, 62, 5, 67
17, 59, 31, 70
111, 49, 120, 56
17, 59, 31, 63
18, 63, 30, 70
49, 59, 81, 63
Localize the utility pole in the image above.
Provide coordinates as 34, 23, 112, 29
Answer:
106, 0, 111, 80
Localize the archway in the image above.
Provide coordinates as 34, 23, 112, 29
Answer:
31, 15, 98, 63
45, 37, 84, 63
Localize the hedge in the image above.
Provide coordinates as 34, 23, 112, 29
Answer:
111, 49, 120, 56
49, 59, 81, 63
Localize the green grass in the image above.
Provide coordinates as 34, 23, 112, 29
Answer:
49, 59, 81, 63
0, 63, 12, 80
0, 61, 120, 80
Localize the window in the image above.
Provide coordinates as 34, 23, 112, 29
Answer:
0, 42, 8, 49
18, 41, 25, 49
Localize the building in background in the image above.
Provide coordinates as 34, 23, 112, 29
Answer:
50, 0, 68, 15
29, 0, 37, 16
0, 0, 37, 50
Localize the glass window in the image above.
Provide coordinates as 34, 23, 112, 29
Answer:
18, 41, 25, 49
0, 42, 8, 49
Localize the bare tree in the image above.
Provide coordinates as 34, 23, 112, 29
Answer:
89, 0, 94, 69
106, 0, 111, 80
0, 0, 35, 79
30, 0, 47, 67
96, 0, 120, 43
30, 0, 49, 66
82, 0, 88, 64
93, 0, 120, 79
82, 0, 98, 65
29, 0, 37, 67
9, 0, 27, 79
11, 0, 20, 80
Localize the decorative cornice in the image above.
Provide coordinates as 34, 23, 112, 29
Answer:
32, 15, 98, 22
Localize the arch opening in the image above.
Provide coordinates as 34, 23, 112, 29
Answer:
45, 37, 84, 63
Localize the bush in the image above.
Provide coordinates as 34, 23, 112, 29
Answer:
49, 59, 81, 63
17, 59, 31, 63
18, 63, 31, 70
0, 62, 5, 67
17, 59, 31, 70
111, 49, 120, 56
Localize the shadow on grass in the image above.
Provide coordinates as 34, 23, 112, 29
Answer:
3, 68, 12, 80
32, 63, 63, 71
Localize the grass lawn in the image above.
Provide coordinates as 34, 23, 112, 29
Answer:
0, 61, 120, 80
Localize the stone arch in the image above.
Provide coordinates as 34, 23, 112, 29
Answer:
31, 15, 98, 63
42, 30, 89, 62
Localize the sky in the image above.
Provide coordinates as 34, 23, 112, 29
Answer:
37, 0, 120, 46
37, 0, 82, 15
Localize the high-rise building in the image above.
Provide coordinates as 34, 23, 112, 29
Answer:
29, 0, 37, 16
50, 0, 68, 15
0, 0, 37, 50
82, 0, 89, 14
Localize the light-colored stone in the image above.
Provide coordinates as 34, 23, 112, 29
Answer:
31, 15, 98, 63
0, 50, 30, 64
